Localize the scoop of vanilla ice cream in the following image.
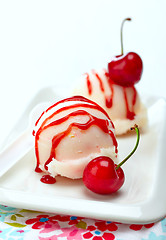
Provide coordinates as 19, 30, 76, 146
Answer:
33, 96, 118, 179
73, 69, 147, 135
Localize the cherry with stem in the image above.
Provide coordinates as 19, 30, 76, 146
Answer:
116, 124, 139, 170
120, 17, 131, 55
108, 17, 143, 87
83, 124, 140, 194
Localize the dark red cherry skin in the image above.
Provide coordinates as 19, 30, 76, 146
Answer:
83, 156, 125, 194
108, 52, 143, 87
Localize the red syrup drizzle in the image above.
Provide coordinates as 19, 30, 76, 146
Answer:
35, 95, 110, 128
40, 175, 56, 184
34, 96, 113, 172
87, 69, 137, 120
35, 111, 45, 127
92, 70, 104, 92
86, 73, 92, 95
35, 96, 113, 134
42, 110, 117, 171
86, 70, 114, 109
34, 95, 113, 157
34, 96, 117, 173
38, 102, 111, 133
123, 86, 137, 120
103, 70, 114, 108
35, 166, 43, 173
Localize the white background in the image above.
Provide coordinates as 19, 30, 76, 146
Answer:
0, 0, 166, 147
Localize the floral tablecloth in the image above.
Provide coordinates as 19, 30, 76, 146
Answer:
0, 205, 165, 240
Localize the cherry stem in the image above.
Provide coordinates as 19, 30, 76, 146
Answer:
121, 17, 131, 55
115, 124, 140, 170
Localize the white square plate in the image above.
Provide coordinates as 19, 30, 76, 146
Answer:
0, 87, 166, 224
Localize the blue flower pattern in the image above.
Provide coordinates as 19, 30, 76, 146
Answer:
0, 206, 16, 222
0, 227, 28, 240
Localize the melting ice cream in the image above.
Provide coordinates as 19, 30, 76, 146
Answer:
33, 96, 118, 179
74, 69, 147, 135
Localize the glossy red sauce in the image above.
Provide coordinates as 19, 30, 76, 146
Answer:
40, 175, 56, 184
86, 70, 114, 109
86, 73, 92, 95
35, 95, 110, 128
35, 166, 43, 173
104, 70, 114, 108
38, 102, 111, 133
123, 87, 136, 120
92, 69, 104, 92
34, 96, 117, 173
86, 70, 137, 120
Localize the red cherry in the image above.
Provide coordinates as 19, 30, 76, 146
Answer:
108, 52, 143, 87
83, 156, 125, 194
83, 125, 140, 194
108, 18, 143, 87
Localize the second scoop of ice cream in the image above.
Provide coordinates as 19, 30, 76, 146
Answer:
73, 69, 147, 135
33, 96, 118, 179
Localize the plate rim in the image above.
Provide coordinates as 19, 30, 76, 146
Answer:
0, 87, 166, 224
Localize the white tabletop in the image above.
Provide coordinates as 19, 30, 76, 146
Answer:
0, 0, 166, 148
